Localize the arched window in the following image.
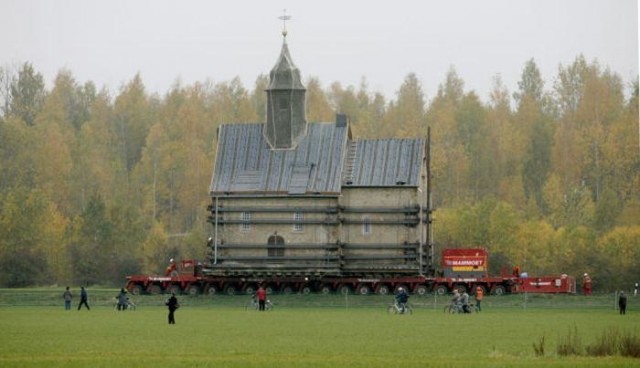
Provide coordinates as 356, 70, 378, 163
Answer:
267, 234, 285, 257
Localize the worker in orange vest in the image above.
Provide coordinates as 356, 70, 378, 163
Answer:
475, 286, 484, 312
165, 259, 177, 276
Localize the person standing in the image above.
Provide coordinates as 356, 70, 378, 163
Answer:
395, 287, 409, 314
63, 286, 72, 311
256, 285, 267, 311
166, 293, 179, 324
117, 288, 128, 311
475, 286, 484, 312
619, 291, 627, 315
582, 273, 592, 296
77, 286, 90, 311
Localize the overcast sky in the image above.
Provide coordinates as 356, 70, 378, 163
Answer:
2, 0, 638, 103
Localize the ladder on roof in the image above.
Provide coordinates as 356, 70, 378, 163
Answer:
343, 141, 357, 185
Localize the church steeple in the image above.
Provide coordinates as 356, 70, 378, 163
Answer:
264, 15, 307, 149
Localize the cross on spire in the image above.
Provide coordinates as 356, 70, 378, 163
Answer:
278, 9, 292, 39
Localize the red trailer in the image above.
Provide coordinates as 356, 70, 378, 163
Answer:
514, 274, 576, 294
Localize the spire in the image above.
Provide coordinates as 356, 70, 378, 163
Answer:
264, 11, 307, 149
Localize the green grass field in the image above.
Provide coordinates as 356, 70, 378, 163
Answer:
0, 290, 638, 367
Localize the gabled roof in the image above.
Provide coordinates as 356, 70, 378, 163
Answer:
210, 122, 348, 195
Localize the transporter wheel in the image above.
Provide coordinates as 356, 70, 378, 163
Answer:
147, 284, 162, 295
300, 286, 312, 295
434, 285, 448, 296
281, 285, 294, 295
243, 285, 257, 296
491, 285, 506, 296
414, 285, 428, 296
357, 284, 371, 295
167, 284, 181, 295
339, 285, 352, 295
186, 285, 201, 296
376, 285, 390, 295
206, 285, 218, 296
319, 284, 332, 294
225, 285, 238, 295
130, 285, 144, 296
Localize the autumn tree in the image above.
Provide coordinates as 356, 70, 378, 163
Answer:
514, 59, 554, 215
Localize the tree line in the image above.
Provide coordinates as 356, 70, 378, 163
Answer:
0, 56, 638, 291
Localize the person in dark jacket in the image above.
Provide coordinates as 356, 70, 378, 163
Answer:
77, 286, 90, 310
117, 288, 128, 311
395, 287, 409, 313
619, 291, 627, 315
63, 286, 72, 311
166, 293, 179, 324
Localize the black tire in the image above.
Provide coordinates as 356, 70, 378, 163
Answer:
339, 285, 352, 295
491, 285, 506, 296
377, 285, 390, 295
300, 286, 312, 295
186, 285, 201, 296
244, 285, 257, 296
434, 285, 448, 296
206, 285, 218, 296
319, 285, 332, 295
225, 285, 238, 295
414, 285, 428, 296
130, 285, 144, 296
281, 285, 294, 295
357, 284, 371, 295
167, 284, 181, 295
147, 284, 162, 295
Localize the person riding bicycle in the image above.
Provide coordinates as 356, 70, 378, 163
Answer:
395, 287, 409, 313
461, 291, 471, 313
451, 289, 462, 312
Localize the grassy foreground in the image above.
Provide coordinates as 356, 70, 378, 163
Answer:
0, 291, 638, 367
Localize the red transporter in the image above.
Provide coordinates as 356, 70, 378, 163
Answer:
515, 274, 576, 294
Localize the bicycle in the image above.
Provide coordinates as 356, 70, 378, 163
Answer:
444, 302, 475, 314
113, 298, 136, 311
246, 297, 273, 311
387, 301, 412, 315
